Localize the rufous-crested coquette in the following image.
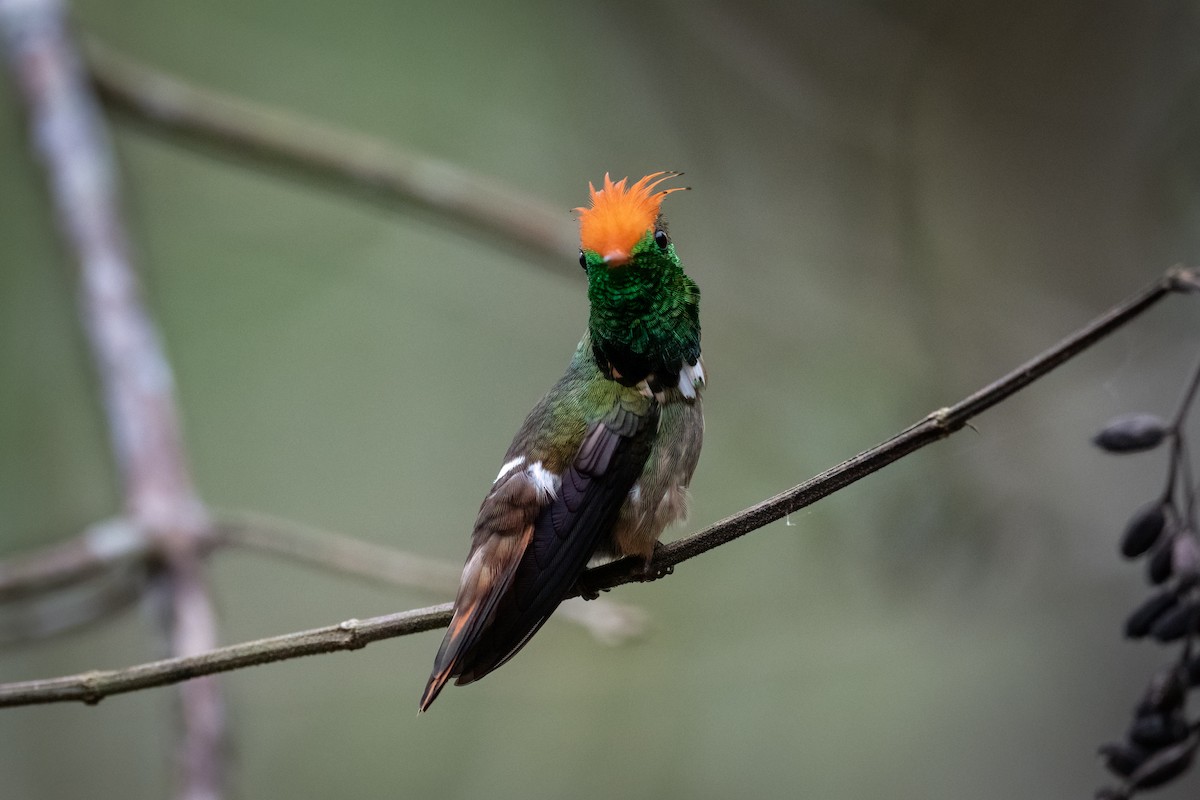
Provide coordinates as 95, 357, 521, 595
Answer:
419, 172, 704, 711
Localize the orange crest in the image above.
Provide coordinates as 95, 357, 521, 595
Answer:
576, 172, 686, 264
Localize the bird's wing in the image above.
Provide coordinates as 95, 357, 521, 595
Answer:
419, 401, 658, 711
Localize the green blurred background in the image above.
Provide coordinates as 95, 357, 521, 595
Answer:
3, 1, 1200, 798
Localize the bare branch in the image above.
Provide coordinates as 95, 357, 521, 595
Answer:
163, 553, 225, 800
0, 268, 1190, 708
0, 1, 208, 538
0, 2, 223, 794
0, 605, 451, 706
0, 567, 145, 644
215, 511, 460, 595
83, 39, 577, 270
0, 518, 149, 602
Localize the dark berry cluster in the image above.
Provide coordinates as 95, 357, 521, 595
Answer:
1095, 365, 1200, 799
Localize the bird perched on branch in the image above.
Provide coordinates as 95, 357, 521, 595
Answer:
419, 172, 704, 711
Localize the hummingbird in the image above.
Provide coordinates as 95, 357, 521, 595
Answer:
418, 172, 704, 711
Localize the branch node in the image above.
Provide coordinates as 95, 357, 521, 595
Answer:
338, 618, 365, 649
926, 406, 953, 430
1167, 266, 1200, 294
80, 671, 105, 706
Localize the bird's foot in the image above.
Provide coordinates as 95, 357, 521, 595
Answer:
574, 574, 609, 601
576, 544, 673, 598
635, 543, 674, 583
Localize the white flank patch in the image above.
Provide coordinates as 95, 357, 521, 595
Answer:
628, 483, 642, 504
526, 461, 561, 501
679, 361, 705, 399
493, 455, 526, 484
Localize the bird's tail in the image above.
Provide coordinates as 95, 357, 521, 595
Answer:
418, 663, 453, 713
418, 597, 481, 713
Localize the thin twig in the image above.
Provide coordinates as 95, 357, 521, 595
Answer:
215, 511, 461, 594
0, 605, 451, 706
0, 518, 150, 602
1171, 353, 1200, 431
83, 39, 577, 270
0, 267, 1190, 708
1168, 354, 1200, 522
163, 553, 224, 796
0, 568, 145, 645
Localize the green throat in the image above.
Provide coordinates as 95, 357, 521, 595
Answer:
583, 227, 701, 392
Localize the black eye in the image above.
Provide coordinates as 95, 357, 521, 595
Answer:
654, 229, 670, 249
579, 250, 587, 270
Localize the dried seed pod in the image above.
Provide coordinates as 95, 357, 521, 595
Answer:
1173, 532, 1200, 581
1121, 503, 1168, 559
1124, 590, 1179, 639
1099, 741, 1149, 778
1129, 737, 1197, 790
1128, 712, 1190, 750
1136, 667, 1187, 716
1148, 536, 1175, 585
1149, 603, 1197, 643
1094, 413, 1169, 453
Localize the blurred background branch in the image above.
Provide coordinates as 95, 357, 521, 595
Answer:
214, 509, 462, 593
0, 517, 149, 601
0, 565, 146, 644
1, 1, 220, 797
83, 38, 577, 272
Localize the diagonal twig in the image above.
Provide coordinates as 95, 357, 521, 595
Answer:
0, 266, 1192, 708
587, 266, 1200, 587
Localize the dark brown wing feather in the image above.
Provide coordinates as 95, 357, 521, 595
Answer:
419, 403, 658, 711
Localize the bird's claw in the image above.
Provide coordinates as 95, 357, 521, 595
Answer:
636, 562, 673, 582
636, 545, 674, 582
574, 576, 608, 601
576, 544, 673, 598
